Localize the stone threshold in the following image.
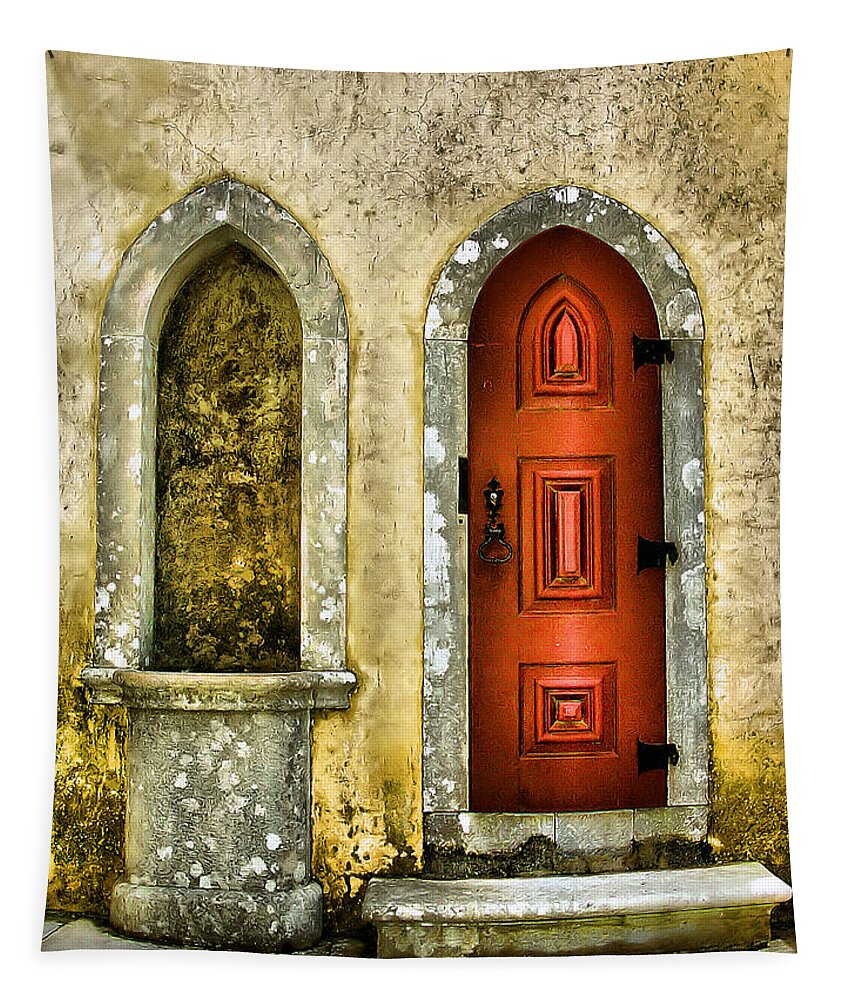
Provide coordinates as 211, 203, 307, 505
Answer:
362, 862, 792, 958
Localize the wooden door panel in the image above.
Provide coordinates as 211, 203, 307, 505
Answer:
519, 457, 614, 613
520, 663, 617, 758
469, 225, 667, 813
518, 275, 611, 409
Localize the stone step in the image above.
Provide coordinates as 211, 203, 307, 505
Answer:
362, 862, 792, 958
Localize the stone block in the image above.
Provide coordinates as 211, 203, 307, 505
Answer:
425, 812, 554, 853
554, 810, 634, 858
634, 804, 708, 842
362, 863, 791, 958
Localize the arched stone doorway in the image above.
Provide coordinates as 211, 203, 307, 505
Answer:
423, 186, 707, 857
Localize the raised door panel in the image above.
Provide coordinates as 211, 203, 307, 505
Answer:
518, 275, 611, 409
519, 458, 614, 614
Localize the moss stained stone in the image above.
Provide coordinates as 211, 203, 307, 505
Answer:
154, 246, 302, 671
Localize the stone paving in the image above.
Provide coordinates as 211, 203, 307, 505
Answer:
41, 911, 373, 955
42, 910, 793, 956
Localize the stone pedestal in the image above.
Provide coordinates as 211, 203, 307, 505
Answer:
83, 667, 355, 952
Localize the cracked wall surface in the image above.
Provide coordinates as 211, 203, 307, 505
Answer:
47, 50, 790, 922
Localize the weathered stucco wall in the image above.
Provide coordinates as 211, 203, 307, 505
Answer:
46, 50, 790, 921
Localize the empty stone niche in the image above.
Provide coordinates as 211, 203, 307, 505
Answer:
82, 180, 355, 952
154, 244, 302, 673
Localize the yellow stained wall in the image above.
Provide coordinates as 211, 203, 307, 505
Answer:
46, 51, 791, 917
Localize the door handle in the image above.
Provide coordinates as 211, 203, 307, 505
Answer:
477, 477, 514, 564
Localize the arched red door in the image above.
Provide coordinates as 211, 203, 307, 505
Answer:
468, 225, 668, 813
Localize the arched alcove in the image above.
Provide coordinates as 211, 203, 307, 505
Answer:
154, 244, 303, 672
81, 181, 354, 951
85, 180, 349, 689
422, 185, 708, 856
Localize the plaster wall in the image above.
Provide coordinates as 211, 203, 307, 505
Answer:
46, 50, 790, 922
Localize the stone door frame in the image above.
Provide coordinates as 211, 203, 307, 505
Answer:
422, 186, 708, 855
86, 179, 348, 691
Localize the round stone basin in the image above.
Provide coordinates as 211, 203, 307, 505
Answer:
80, 666, 356, 951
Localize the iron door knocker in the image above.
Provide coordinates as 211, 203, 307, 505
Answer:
478, 477, 514, 564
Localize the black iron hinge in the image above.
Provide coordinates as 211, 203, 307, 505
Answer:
637, 535, 679, 573
637, 739, 680, 774
633, 333, 674, 371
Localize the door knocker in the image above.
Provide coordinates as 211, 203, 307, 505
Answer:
477, 477, 514, 564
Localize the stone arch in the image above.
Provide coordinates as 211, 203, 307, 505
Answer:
89, 180, 348, 683
423, 186, 708, 854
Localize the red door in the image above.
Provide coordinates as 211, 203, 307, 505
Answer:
469, 225, 668, 813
